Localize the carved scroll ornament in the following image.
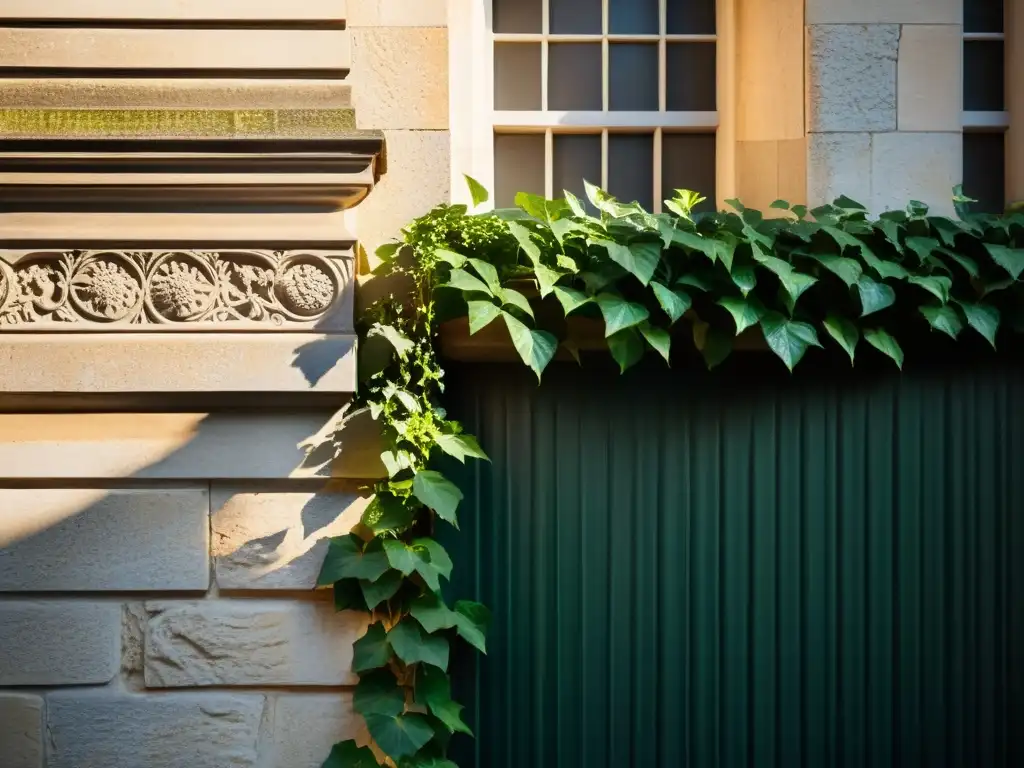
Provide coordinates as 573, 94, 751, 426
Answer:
0, 250, 352, 330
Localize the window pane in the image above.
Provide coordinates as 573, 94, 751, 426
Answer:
608, 134, 654, 210
494, 43, 542, 110
495, 134, 545, 209
666, 43, 717, 111
963, 132, 1006, 214
494, 0, 543, 33
610, 44, 659, 111
553, 134, 601, 205
610, 0, 658, 34
667, 0, 717, 35
549, 44, 603, 110
963, 41, 1005, 111
964, 0, 1004, 34
663, 134, 717, 213
550, 0, 602, 34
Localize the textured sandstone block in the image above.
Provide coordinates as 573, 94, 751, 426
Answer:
807, 132, 873, 209
0, 694, 43, 768
348, 0, 447, 26
0, 0, 346, 20
898, 25, 962, 132
212, 486, 369, 590
0, 602, 120, 685
353, 28, 449, 129
261, 694, 368, 767
871, 132, 960, 217
807, 0, 960, 24
0, 489, 209, 590
144, 601, 368, 687
46, 691, 265, 768
807, 24, 899, 132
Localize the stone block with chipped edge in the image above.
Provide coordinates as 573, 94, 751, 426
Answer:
806, 0, 960, 24
0, 0, 346, 20
0, 411, 385, 481
0, 489, 209, 590
897, 25, 963, 133
0, 602, 121, 686
348, 0, 447, 26
353, 28, 449, 130
212, 485, 370, 590
871, 132, 960, 217
0, 694, 42, 768
144, 600, 369, 687
807, 132, 873, 209
806, 24, 899, 133
46, 690, 265, 768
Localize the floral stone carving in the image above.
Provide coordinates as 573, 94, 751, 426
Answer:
0, 250, 352, 330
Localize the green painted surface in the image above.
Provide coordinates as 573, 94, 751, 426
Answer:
444, 353, 1024, 767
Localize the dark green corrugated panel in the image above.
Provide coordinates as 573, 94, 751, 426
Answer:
442, 356, 1024, 768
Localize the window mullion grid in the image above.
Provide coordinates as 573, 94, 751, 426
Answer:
653, 0, 667, 213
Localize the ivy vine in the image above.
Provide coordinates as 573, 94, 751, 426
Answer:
318, 178, 1024, 767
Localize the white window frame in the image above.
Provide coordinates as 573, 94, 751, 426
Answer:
449, 0, 721, 212
962, 28, 1010, 131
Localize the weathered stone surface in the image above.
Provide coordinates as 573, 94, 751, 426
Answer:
807, 24, 899, 132
0, 0, 346, 20
46, 690, 265, 768
871, 132, 960, 217
349, 0, 447, 26
353, 28, 448, 130
122, 602, 148, 676
0, 694, 43, 768
0, 602, 120, 685
807, 0, 960, 24
355, 130, 451, 256
260, 694, 368, 768
145, 601, 368, 687
897, 24, 962, 132
0, 489, 209, 589
807, 132, 873, 209
212, 486, 369, 590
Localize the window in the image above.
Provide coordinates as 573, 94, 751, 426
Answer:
963, 0, 1008, 213
473, 0, 718, 212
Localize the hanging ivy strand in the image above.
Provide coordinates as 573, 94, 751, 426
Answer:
318, 178, 1023, 767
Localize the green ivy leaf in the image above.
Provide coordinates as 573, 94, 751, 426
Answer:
823, 314, 860, 365
594, 292, 650, 337
352, 622, 392, 673
564, 189, 589, 218
435, 432, 490, 463
412, 537, 453, 590
957, 301, 1000, 348
594, 239, 660, 286
383, 540, 425, 576
361, 494, 416, 535
445, 268, 493, 296
876, 218, 903, 248
552, 285, 591, 315
367, 324, 415, 359
464, 174, 489, 207
864, 328, 904, 369
434, 248, 467, 268
760, 311, 822, 371
607, 328, 645, 373
416, 664, 473, 736
730, 261, 757, 296
984, 243, 1024, 279
317, 535, 389, 586
468, 300, 503, 335
333, 579, 369, 613
650, 282, 692, 324
638, 322, 671, 364
360, 570, 403, 610
364, 713, 436, 762
856, 275, 896, 317
454, 600, 492, 654
805, 252, 863, 287
389, 620, 451, 670
823, 226, 908, 280
692, 321, 733, 370
355, 669, 405, 717
937, 247, 980, 278
778, 270, 818, 314
321, 740, 379, 768
410, 593, 458, 634
380, 450, 415, 479
920, 304, 964, 339
792, 204, 808, 219
498, 287, 535, 320
413, 470, 464, 528
717, 295, 764, 335
904, 236, 940, 262
833, 195, 867, 211
675, 272, 714, 292
467, 258, 502, 294
770, 199, 791, 210
503, 313, 558, 381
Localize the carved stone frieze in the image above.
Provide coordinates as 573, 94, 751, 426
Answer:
0, 250, 353, 331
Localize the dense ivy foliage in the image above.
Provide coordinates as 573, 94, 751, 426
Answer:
318, 179, 1024, 767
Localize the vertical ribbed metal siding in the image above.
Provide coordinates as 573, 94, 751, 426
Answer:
444, 358, 1024, 768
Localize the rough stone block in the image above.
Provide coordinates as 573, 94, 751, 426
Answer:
898, 24, 962, 132
144, 600, 368, 687
261, 694, 368, 767
353, 28, 449, 129
46, 690, 265, 768
807, 24, 899, 132
212, 485, 369, 591
354, 130, 451, 256
349, 0, 447, 26
0, 489, 209, 590
0, 694, 43, 768
0, 602, 120, 685
807, 0, 960, 24
871, 132, 960, 217
807, 132, 873, 209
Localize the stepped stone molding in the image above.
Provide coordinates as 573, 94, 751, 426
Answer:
0, 249, 354, 332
